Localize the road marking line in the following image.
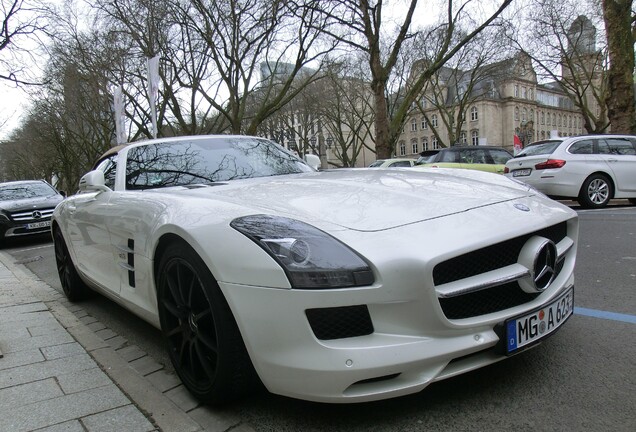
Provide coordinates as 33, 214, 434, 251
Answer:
574, 307, 636, 324
13, 244, 54, 253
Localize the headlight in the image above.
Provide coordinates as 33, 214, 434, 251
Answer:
0, 212, 9, 222
231, 215, 374, 289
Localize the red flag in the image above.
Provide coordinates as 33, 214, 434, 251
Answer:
513, 135, 523, 155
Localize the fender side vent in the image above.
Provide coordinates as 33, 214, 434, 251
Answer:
127, 238, 135, 287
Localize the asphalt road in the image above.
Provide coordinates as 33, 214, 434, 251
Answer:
3, 203, 635, 431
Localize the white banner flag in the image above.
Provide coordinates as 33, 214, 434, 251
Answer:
147, 56, 160, 138
113, 86, 126, 145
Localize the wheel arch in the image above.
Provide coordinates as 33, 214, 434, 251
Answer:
579, 171, 616, 199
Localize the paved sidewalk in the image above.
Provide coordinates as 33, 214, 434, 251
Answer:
0, 251, 252, 432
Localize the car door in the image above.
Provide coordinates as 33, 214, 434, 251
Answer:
66, 189, 121, 294
597, 138, 636, 193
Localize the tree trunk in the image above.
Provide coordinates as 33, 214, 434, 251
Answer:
372, 79, 391, 159
602, 0, 636, 134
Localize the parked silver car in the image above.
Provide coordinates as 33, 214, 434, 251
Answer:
504, 135, 636, 208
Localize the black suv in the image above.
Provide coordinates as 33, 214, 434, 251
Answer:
0, 180, 65, 246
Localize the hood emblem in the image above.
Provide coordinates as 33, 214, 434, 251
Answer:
32, 211, 42, 219
514, 203, 530, 212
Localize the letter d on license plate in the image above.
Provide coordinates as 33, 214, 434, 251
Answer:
505, 288, 573, 354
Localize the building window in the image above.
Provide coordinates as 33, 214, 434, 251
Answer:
529, 89, 533, 100
399, 141, 406, 156
422, 138, 428, 151
431, 114, 438, 127
470, 106, 478, 121
461, 131, 467, 144
432, 136, 439, 149
569, 116, 573, 128
421, 118, 427, 129
421, 98, 427, 109
471, 130, 479, 146
541, 111, 545, 125
530, 109, 534, 123
514, 85, 519, 97
411, 119, 417, 132
558, 114, 562, 127
522, 87, 527, 99
411, 139, 418, 154
515, 107, 519, 121
522, 108, 527, 122
552, 113, 556, 126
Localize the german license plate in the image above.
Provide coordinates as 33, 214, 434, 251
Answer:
27, 221, 51, 230
512, 168, 531, 177
505, 288, 573, 354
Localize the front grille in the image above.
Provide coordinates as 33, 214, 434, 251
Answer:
433, 222, 567, 285
305, 305, 374, 340
439, 282, 541, 319
434, 222, 569, 319
10, 207, 55, 222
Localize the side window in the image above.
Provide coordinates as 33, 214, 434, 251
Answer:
569, 140, 593, 154
461, 149, 487, 164
391, 161, 411, 167
440, 150, 459, 163
489, 149, 513, 164
94, 155, 117, 189
603, 138, 636, 155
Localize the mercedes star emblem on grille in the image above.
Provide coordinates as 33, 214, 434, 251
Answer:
32, 211, 42, 219
533, 241, 557, 291
518, 236, 559, 293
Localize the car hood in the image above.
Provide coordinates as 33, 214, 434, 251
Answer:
167, 168, 537, 232
0, 195, 63, 213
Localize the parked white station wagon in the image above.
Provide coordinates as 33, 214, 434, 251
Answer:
504, 135, 636, 208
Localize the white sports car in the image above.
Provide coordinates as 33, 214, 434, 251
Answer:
52, 135, 578, 404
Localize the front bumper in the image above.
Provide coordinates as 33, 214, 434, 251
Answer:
220, 277, 574, 403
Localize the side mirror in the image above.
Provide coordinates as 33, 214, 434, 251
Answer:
304, 154, 321, 170
79, 170, 111, 193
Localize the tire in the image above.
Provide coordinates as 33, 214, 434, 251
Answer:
578, 174, 612, 209
53, 228, 88, 301
157, 241, 258, 404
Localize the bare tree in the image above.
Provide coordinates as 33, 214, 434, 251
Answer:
414, 27, 514, 147
310, 0, 513, 159
602, 0, 635, 134
0, 0, 50, 85
511, 0, 610, 133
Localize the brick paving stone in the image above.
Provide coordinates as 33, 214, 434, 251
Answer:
86, 321, 106, 332
40, 342, 85, 360
188, 405, 246, 432
105, 335, 128, 350
0, 348, 45, 371
72, 309, 89, 319
28, 322, 66, 337
81, 404, 155, 432
0, 353, 97, 390
64, 304, 83, 313
129, 356, 164, 376
0, 332, 75, 354
165, 385, 200, 413
79, 315, 98, 325
57, 367, 112, 394
116, 345, 146, 362
94, 328, 117, 340
0, 378, 63, 410
32, 419, 85, 432
0, 384, 129, 432
145, 369, 182, 393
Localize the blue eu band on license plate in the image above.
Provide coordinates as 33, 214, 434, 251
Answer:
506, 288, 574, 353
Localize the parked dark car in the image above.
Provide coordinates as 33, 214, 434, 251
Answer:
0, 180, 65, 246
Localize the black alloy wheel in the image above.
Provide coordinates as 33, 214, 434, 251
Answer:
53, 228, 87, 301
157, 241, 258, 404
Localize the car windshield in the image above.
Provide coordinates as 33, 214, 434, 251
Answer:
125, 137, 313, 190
416, 155, 436, 164
515, 140, 562, 157
0, 183, 56, 201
